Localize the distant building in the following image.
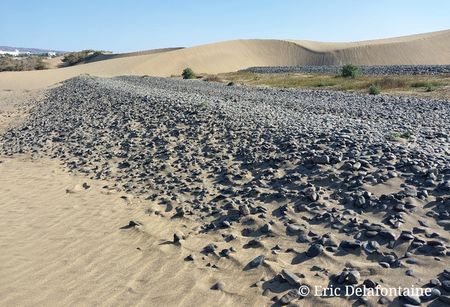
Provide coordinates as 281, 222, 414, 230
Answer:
0, 49, 20, 56
47, 51, 56, 57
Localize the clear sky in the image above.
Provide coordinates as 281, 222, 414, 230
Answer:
1, 0, 449, 52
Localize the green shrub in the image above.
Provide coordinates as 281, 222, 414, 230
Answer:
425, 85, 435, 92
182, 67, 196, 79
341, 64, 359, 78
368, 84, 380, 95
34, 58, 47, 70
387, 131, 413, 141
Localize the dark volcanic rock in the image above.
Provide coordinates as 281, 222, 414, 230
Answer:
1, 75, 449, 306
306, 243, 323, 257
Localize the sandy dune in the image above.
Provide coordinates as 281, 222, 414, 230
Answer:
1, 30, 449, 90
45, 47, 184, 69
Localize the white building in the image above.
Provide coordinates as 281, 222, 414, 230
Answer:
0, 49, 20, 56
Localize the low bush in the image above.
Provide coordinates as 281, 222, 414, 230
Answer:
182, 67, 196, 79
35, 58, 47, 70
0, 56, 47, 71
387, 131, 413, 141
368, 84, 380, 95
341, 64, 359, 78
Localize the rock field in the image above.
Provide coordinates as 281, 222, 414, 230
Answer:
1, 75, 450, 306
243, 65, 450, 75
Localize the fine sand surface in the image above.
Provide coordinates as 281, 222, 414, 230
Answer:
1, 30, 449, 90
0, 156, 276, 307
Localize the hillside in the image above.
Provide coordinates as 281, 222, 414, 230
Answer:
0, 30, 449, 90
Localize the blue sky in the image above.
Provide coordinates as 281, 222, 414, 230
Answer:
1, 0, 449, 52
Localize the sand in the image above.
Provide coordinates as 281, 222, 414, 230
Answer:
0, 30, 449, 90
0, 157, 264, 306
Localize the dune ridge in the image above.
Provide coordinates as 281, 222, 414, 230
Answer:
0, 29, 449, 90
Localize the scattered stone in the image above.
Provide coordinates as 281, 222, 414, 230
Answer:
248, 255, 265, 269
239, 204, 250, 216
120, 220, 141, 229
401, 295, 421, 305
279, 289, 301, 305
337, 268, 360, 284
378, 296, 389, 304
173, 232, 184, 244
185, 254, 195, 261
261, 223, 272, 234
339, 240, 362, 250
347, 270, 360, 284
429, 278, 441, 287
280, 269, 302, 287
442, 280, 450, 292
312, 155, 330, 165
420, 288, 440, 301
440, 295, 450, 304
203, 244, 216, 255
211, 282, 225, 291
306, 244, 323, 258
245, 239, 263, 248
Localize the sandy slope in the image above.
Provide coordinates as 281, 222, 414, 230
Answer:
0, 157, 268, 307
45, 47, 184, 69
1, 30, 449, 90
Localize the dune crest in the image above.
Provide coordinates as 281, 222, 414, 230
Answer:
0, 30, 449, 90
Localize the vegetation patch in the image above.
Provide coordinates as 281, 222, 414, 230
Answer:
410, 81, 441, 88
368, 84, 381, 95
341, 64, 360, 78
314, 80, 337, 87
220, 71, 450, 99
182, 67, 196, 79
203, 75, 222, 82
62, 50, 108, 66
387, 130, 414, 141
0, 56, 47, 72
375, 77, 407, 89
